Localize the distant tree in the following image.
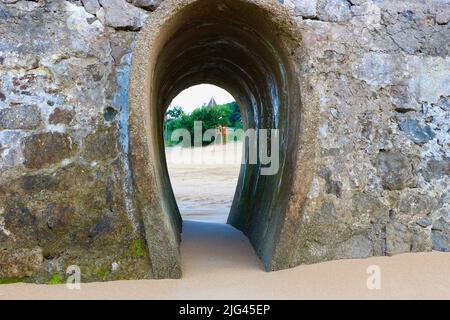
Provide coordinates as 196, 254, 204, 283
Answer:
164, 102, 243, 146
166, 106, 184, 119
188, 106, 230, 145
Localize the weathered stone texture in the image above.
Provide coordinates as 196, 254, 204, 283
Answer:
281, 0, 317, 17
0, 105, 42, 130
432, 217, 449, 252
82, 126, 118, 161
81, 0, 100, 15
22, 132, 76, 169
0, 0, 150, 283
98, 0, 148, 30
0, 0, 448, 282
317, 0, 351, 22
48, 107, 75, 125
398, 119, 436, 145
0, 247, 43, 278
128, 0, 163, 11
285, 0, 449, 267
373, 151, 416, 191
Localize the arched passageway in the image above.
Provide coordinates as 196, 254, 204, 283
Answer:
164, 84, 243, 223
129, 0, 318, 278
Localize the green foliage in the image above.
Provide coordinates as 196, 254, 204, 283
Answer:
165, 101, 242, 146
191, 104, 231, 128
166, 106, 184, 119
131, 239, 144, 258
96, 268, 110, 281
48, 273, 63, 285
0, 277, 23, 284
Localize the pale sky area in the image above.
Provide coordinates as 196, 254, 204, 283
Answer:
169, 84, 235, 113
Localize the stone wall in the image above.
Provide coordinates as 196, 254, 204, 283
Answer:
280, 0, 450, 267
0, 0, 153, 282
0, 0, 448, 282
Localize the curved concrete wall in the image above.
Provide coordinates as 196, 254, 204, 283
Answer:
129, 0, 318, 276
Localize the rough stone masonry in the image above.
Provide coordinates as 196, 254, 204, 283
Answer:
0, 0, 449, 283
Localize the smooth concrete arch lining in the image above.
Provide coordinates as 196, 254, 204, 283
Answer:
129, 0, 319, 278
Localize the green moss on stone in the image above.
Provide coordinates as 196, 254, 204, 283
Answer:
96, 268, 110, 281
131, 239, 144, 258
0, 277, 23, 284
48, 273, 63, 285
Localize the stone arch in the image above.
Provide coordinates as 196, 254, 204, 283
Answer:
129, 0, 319, 278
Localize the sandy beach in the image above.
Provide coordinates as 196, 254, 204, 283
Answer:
165, 143, 242, 223
1, 221, 449, 300
1, 144, 449, 300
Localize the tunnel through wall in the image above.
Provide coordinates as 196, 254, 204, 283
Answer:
129, 0, 318, 278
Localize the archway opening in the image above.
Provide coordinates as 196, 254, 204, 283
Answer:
164, 84, 243, 224
129, 0, 316, 278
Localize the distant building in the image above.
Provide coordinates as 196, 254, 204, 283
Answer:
207, 97, 217, 108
